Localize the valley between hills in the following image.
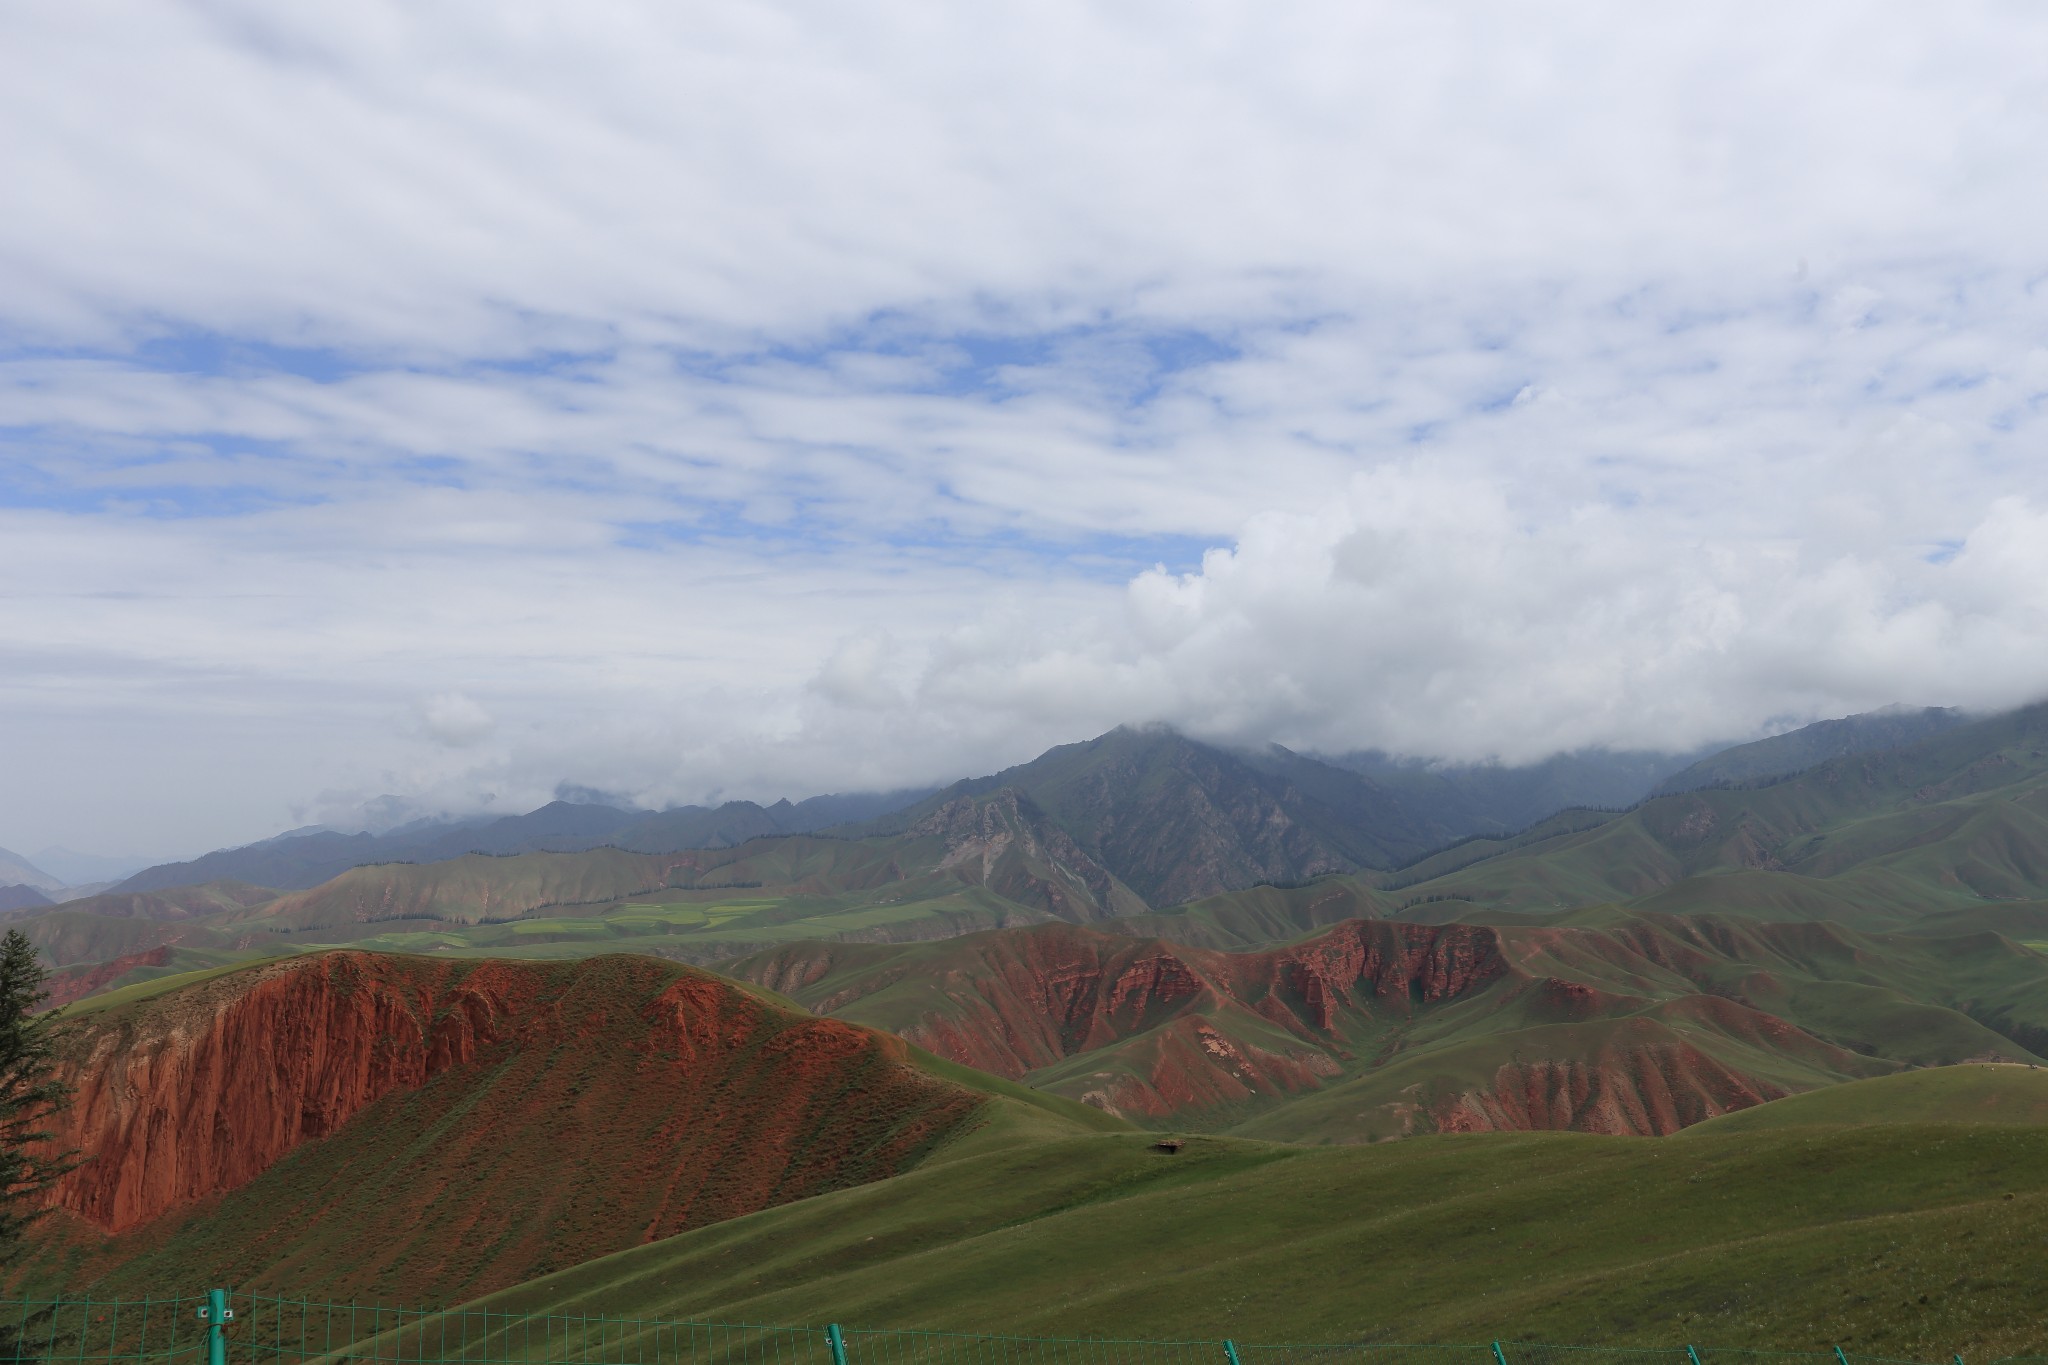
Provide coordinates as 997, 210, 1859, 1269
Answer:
9, 705, 2048, 1352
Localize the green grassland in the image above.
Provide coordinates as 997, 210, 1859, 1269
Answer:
446, 1065, 2048, 1358
1685, 1063, 2048, 1133
61, 955, 277, 1016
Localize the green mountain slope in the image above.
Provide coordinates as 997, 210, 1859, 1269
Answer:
858, 727, 1460, 904
1654, 707, 1968, 795
1681, 1062, 2048, 1133
1344, 702, 2048, 928
444, 1066, 2048, 1357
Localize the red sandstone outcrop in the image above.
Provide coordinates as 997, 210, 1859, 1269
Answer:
1428, 1021, 1790, 1136
732, 915, 1905, 1137
735, 919, 1509, 1120
40, 951, 985, 1282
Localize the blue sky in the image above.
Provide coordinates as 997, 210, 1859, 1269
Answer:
4, 0, 2048, 857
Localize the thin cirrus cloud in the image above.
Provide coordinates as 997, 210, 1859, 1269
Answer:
2, 0, 2047, 852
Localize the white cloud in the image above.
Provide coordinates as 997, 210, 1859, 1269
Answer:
910, 480, 2048, 765
417, 692, 495, 748
3, 1, 2048, 852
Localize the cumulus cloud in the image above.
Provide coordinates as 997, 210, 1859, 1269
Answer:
903, 480, 2048, 765
4, 1, 2048, 851
417, 692, 495, 748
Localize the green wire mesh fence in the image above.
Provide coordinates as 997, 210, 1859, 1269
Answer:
0, 1296, 2005, 1365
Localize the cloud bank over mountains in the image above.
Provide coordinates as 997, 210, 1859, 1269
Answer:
4, 0, 2048, 849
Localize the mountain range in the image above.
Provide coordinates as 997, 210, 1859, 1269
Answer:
93, 707, 1952, 901
108, 787, 939, 894
10, 700, 2048, 1352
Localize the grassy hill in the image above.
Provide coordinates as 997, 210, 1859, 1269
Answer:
1652, 707, 1968, 796
1372, 703, 2048, 923
439, 1066, 2048, 1358
1682, 1062, 2048, 1133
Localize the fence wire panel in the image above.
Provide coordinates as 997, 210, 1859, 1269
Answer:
0, 1300, 1987, 1365
1238, 1343, 1498, 1365
1, 1296, 207, 1365
1693, 1351, 1840, 1365
840, 1329, 1220, 1365
1505, 1344, 1697, 1365
224, 1300, 825, 1365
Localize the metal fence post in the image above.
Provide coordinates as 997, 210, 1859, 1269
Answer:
1225, 1342, 1243, 1365
827, 1324, 849, 1365
1687, 1348, 1702, 1365
1834, 1349, 1850, 1365
1493, 1344, 1509, 1365
197, 1290, 233, 1365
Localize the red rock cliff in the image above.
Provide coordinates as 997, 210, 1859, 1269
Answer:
37, 952, 986, 1300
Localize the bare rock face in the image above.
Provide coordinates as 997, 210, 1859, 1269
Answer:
731, 913, 1917, 1139
36, 952, 986, 1300
910, 788, 1149, 919
51, 954, 492, 1234
1430, 1022, 1789, 1136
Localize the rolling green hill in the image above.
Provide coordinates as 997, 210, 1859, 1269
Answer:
1375, 703, 2048, 923
443, 1065, 2048, 1358
1681, 1062, 2048, 1133
1652, 707, 1969, 796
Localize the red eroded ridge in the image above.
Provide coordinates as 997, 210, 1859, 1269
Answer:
43, 952, 985, 1251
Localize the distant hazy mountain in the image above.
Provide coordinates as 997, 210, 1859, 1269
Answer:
0, 847, 61, 894
111, 787, 938, 894
0, 884, 55, 913
1652, 706, 1969, 795
27, 846, 163, 887
107, 708, 1987, 906
1323, 746, 1715, 836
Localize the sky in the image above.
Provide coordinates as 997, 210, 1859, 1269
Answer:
6, 1, 2048, 859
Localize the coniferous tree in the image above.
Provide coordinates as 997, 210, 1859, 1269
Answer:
0, 930, 74, 1258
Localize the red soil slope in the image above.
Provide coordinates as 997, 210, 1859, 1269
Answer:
736, 919, 1508, 1116
32, 952, 985, 1300
1429, 1016, 1793, 1136
730, 915, 1948, 1137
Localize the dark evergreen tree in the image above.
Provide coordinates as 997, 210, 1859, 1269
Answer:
0, 929, 74, 1258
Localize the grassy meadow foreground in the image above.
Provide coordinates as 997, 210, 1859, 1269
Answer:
450, 1066, 2048, 1357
